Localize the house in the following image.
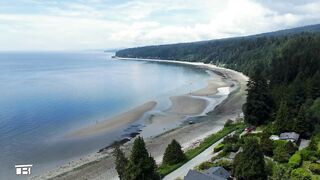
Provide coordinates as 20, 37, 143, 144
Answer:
279, 132, 300, 142
184, 166, 231, 180
269, 135, 280, 141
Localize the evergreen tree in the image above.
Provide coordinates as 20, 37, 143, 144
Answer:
125, 137, 159, 180
243, 65, 274, 126
294, 104, 311, 137
233, 137, 266, 180
311, 71, 320, 99
163, 139, 186, 165
113, 145, 128, 180
274, 101, 291, 133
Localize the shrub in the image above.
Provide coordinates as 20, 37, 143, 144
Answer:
265, 158, 274, 176
309, 163, 320, 175
299, 149, 318, 161
197, 161, 213, 170
273, 141, 297, 163
290, 168, 311, 180
261, 136, 274, 156
212, 160, 233, 171
224, 119, 234, 127
288, 153, 302, 168
214, 143, 224, 152
272, 164, 291, 180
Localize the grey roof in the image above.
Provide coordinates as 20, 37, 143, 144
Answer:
184, 167, 230, 180
280, 132, 300, 141
205, 166, 231, 179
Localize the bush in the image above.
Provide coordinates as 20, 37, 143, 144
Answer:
197, 161, 213, 170
265, 158, 274, 176
290, 168, 311, 180
309, 163, 320, 175
273, 141, 297, 163
261, 136, 274, 156
214, 143, 224, 152
288, 153, 302, 168
212, 160, 233, 171
299, 149, 318, 161
224, 119, 234, 127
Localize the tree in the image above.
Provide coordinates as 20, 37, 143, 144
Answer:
163, 139, 186, 165
125, 137, 159, 180
271, 164, 291, 180
113, 145, 128, 180
294, 104, 312, 137
274, 101, 291, 133
233, 137, 267, 180
243, 64, 274, 126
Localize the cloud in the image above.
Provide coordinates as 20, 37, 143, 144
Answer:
0, 0, 319, 50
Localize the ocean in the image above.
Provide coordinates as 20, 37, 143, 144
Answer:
0, 51, 211, 179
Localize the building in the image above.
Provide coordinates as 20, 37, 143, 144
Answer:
279, 132, 300, 142
184, 166, 231, 180
269, 135, 280, 141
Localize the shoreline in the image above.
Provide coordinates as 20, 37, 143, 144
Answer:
32, 58, 248, 180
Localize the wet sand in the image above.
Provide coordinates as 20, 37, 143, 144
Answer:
68, 101, 157, 138
32, 59, 248, 180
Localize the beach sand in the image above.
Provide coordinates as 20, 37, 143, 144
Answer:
168, 95, 208, 116
32, 59, 248, 180
68, 101, 157, 138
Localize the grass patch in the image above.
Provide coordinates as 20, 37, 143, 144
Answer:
158, 122, 245, 177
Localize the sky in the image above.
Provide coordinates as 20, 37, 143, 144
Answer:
0, 0, 320, 51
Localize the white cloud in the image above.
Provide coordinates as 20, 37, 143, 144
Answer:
0, 0, 319, 50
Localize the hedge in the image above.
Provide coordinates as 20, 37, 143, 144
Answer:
290, 168, 312, 180
309, 163, 320, 175
214, 143, 224, 152
288, 153, 302, 168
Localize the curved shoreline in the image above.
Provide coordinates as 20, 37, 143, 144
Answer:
32, 58, 248, 180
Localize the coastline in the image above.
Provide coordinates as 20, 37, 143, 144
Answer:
31, 58, 248, 180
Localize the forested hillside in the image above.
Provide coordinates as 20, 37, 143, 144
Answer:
116, 24, 320, 76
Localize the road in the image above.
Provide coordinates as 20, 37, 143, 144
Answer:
163, 131, 235, 180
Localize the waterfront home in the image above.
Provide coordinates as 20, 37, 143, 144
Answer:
279, 132, 300, 142
184, 166, 231, 180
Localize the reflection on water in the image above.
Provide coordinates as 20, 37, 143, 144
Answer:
0, 51, 210, 179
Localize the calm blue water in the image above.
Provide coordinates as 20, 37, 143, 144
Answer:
0, 51, 210, 179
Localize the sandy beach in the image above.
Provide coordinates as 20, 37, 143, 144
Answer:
31, 58, 248, 180
68, 101, 157, 138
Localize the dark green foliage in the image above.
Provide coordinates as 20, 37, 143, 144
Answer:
309, 163, 320, 174
125, 137, 159, 180
224, 119, 233, 127
288, 153, 302, 168
290, 168, 311, 180
222, 134, 240, 153
212, 159, 233, 171
294, 104, 312, 137
197, 161, 214, 170
260, 135, 274, 156
113, 145, 128, 180
274, 101, 291, 133
162, 139, 186, 165
273, 141, 297, 163
265, 158, 274, 176
233, 137, 267, 180
271, 164, 291, 180
243, 65, 274, 126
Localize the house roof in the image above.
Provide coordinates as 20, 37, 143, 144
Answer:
184, 167, 230, 180
280, 132, 300, 141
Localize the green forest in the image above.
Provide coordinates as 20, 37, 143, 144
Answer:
116, 25, 320, 179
